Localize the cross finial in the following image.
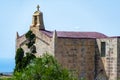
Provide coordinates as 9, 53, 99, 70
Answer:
37, 5, 40, 11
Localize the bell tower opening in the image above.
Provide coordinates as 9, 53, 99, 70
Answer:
34, 16, 37, 26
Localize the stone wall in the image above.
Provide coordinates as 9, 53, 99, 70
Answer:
55, 38, 95, 80
16, 29, 54, 57
16, 35, 26, 50
97, 38, 118, 80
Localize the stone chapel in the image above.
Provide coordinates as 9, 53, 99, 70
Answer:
16, 5, 120, 80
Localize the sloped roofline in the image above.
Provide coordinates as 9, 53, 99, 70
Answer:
40, 30, 108, 39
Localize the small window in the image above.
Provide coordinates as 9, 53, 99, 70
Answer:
101, 42, 106, 57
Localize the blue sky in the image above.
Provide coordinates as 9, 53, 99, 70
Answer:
0, 0, 120, 72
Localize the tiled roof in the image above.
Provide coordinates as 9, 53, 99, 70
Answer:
41, 30, 108, 39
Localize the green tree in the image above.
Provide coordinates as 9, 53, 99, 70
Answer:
14, 48, 24, 72
14, 48, 36, 73
22, 52, 36, 68
13, 53, 77, 80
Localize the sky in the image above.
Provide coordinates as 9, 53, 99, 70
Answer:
0, 0, 120, 72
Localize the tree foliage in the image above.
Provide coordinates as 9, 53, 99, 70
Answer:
25, 30, 36, 50
14, 48, 24, 72
13, 54, 77, 80
15, 48, 24, 64
21, 52, 36, 69
14, 48, 36, 73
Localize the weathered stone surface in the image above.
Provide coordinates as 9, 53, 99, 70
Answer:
96, 38, 118, 80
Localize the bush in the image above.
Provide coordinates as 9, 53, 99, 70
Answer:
22, 52, 36, 68
13, 53, 77, 80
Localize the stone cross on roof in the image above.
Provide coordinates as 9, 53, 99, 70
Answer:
37, 5, 40, 11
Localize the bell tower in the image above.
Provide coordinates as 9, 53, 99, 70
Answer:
30, 5, 45, 30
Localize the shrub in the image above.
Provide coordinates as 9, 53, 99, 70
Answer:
13, 53, 77, 80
